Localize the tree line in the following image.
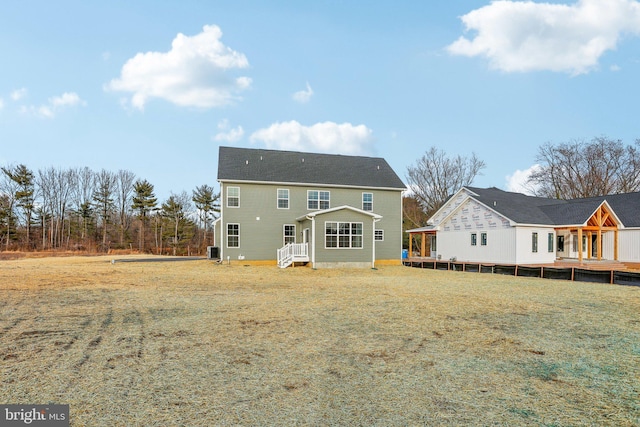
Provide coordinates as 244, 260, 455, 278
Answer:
0, 165, 220, 255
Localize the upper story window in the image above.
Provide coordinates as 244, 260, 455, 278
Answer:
277, 189, 289, 209
227, 186, 240, 208
362, 193, 373, 211
308, 190, 330, 210
375, 229, 384, 241
532, 232, 538, 253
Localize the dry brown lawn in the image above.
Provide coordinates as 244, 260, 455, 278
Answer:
1, 255, 639, 426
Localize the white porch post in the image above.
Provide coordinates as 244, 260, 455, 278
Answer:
372, 217, 376, 269
219, 183, 224, 261
311, 216, 316, 268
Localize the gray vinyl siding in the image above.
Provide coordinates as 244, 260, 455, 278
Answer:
313, 209, 374, 264
219, 181, 402, 262
372, 190, 403, 261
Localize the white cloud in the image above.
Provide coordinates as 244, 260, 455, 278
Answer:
19, 92, 86, 118
11, 88, 27, 101
106, 25, 251, 110
50, 92, 84, 108
505, 164, 542, 195
213, 119, 244, 143
292, 82, 314, 103
447, 0, 640, 75
250, 121, 374, 155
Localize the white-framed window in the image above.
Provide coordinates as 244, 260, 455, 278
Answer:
548, 233, 555, 252
471, 233, 477, 246
227, 186, 240, 208
308, 190, 330, 210
277, 189, 289, 209
532, 232, 538, 253
481, 232, 487, 246
374, 229, 384, 241
362, 193, 373, 211
325, 222, 363, 248
283, 224, 296, 245
227, 223, 239, 248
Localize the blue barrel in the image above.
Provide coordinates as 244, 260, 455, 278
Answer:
402, 249, 408, 259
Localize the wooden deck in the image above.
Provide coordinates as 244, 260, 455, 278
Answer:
403, 257, 640, 272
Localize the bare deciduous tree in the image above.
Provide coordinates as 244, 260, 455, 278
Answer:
0, 168, 18, 250
406, 147, 486, 216
528, 137, 640, 199
70, 167, 96, 244
37, 167, 74, 249
93, 169, 117, 252
116, 169, 136, 247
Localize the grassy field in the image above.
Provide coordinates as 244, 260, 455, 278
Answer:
1, 256, 639, 426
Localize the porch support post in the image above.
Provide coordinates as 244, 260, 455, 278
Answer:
421, 232, 426, 257
597, 207, 602, 260
577, 228, 583, 264
409, 232, 414, 258
614, 229, 619, 261
311, 216, 316, 268
372, 218, 376, 269
587, 231, 592, 260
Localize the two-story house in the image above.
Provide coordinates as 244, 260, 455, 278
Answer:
214, 146, 406, 268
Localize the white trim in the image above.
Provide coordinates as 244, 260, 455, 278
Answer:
218, 178, 406, 192
307, 189, 330, 210
372, 217, 376, 268
311, 216, 316, 268
227, 223, 240, 248
297, 205, 383, 221
283, 224, 296, 246
226, 186, 240, 208
362, 192, 373, 211
324, 221, 364, 249
277, 188, 290, 209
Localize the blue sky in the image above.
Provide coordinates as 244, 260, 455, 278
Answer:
2, 0, 640, 201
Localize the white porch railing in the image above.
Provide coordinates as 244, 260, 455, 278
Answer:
277, 243, 309, 268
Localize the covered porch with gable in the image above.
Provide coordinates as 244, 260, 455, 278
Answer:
555, 201, 621, 263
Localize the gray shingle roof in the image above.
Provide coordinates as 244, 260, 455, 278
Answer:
466, 186, 640, 227
217, 146, 406, 190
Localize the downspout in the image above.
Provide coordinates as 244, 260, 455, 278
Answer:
373, 217, 381, 269
219, 182, 224, 261
310, 215, 316, 268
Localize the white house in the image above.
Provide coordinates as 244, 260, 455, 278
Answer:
408, 187, 640, 265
